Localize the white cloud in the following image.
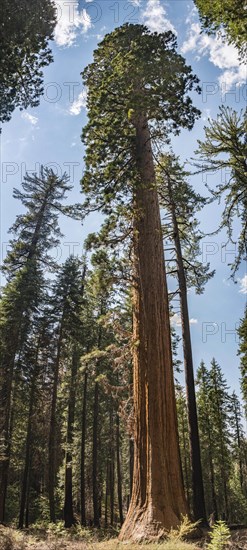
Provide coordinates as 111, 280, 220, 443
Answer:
239, 274, 247, 294
181, 22, 201, 54
21, 112, 38, 125
181, 16, 246, 89
189, 318, 198, 325
171, 314, 198, 327
54, 0, 92, 47
69, 89, 87, 115
171, 313, 182, 327
142, 0, 177, 35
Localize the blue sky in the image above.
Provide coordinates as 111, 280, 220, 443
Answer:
0, 0, 246, 400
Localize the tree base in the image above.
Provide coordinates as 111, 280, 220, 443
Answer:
119, 503, 181, 542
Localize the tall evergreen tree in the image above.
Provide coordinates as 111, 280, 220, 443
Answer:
81, 23, 201, 539
237, 307, 247, 416
0, 168, 71, 523
157, 153, 214, 523
47, 256, 85, 523
195, 106, 247, 275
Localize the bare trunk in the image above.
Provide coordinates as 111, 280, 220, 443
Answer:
120, 114, 188, 541
80, 370, 88, 526
92, 381, 100, 527
109, 405, 115, 526
64, 349, 79, 528
48, 323, 63, 522
18, 355, 38, 529
116, 414, 124, 526
168, 180, 206, 523
104, 460, 109, 527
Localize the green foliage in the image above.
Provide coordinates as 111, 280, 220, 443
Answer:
0, 0, 56, 124
194, 0, 247, 60
207, 521, 230, 549
157, 153, 215, 294
195, 106, 247, 276
167, 515, 200, 541
237, 307, 247, 416
81, 23, 200, 223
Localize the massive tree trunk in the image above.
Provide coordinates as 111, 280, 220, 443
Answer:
64, 349, 79, 528
167, 177, 206, 523
80, 370, 88, 526
119, 114, 188, 541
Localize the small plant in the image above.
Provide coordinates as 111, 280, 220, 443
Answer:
207, 521, 231, 550
167, 515, 200, 542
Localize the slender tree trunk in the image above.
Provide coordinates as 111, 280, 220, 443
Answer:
80, 370, 88, 526
181, 408, 190, 506
104, 460, 109, 528
167, 178, 206, 523
64, 349, 79, 528
116, 414, 124, 526
109, 405, 115, 526
233, 400, 244, 490
18, 354, 39, 529
48, 322, 64, 522
0, 353, 16, 523
92, 380, 100, 527
120, 114, 188, 541
129, 437, 134, 508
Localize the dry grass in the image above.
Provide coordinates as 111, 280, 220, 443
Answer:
0, 527, 200, 550
1, 526, 246, 550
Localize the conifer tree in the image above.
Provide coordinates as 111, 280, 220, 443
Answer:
195, 106, 247, 275
81, 23, 201, 539
157, 153, 214, 523
237, 307, 247, 416
0, 168, 71, 522
47, 256, 85, 523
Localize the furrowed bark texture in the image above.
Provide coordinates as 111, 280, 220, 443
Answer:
119, 115, 188, 541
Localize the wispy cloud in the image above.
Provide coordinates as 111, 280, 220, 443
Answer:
69, 89, 87, 115
181, 11, 245, 89
21, 112, 39, 125
142, 0, 177, 35
55, 0, 92, 47
238, 274, 247, 295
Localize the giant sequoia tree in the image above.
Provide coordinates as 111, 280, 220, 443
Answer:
81, 23, 201, 539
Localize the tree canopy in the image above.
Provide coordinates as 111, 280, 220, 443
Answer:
0, 0, 56, 124
194, 0, 247, 60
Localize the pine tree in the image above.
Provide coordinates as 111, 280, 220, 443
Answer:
81, 23, 201, 539
0, 168, 71, 522
196, 361, 218, 518
237, 307, 247, 416
157, 153, 214, 523
47, 257, 85, 523
195, 106, 247, 275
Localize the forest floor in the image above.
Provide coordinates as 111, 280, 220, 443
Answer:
1, 526, 247, 550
